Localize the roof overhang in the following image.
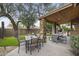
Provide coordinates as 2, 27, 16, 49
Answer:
40, 3, 79, 24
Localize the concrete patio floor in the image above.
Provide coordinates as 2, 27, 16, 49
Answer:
6, 38, 73, 56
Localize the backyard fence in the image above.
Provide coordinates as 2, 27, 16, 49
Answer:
0, 28, 39, 37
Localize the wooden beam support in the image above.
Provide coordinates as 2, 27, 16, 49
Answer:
54, 23, 57, 34
71, 21, 73, 30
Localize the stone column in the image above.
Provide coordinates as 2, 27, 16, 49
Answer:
40, 19, 45, 34
40, 18, 46, 42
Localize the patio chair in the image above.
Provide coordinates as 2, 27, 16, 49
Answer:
58, 36, 67, 44
29, 38, 41, 55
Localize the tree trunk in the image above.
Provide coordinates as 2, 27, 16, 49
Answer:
6, 14, 18, 37
27, 26, 30, 34
5, 14, 17, 30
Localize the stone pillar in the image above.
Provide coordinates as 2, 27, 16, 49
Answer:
40, 18, 46, 42
40, 19, 45, 34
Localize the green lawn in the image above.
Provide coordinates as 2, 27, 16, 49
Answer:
0, 35, 25, 46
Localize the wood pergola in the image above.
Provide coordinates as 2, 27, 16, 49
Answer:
39, 3, 79, 37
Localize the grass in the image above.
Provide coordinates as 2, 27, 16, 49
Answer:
0, 35, 25, 46
19, 35, 25, 40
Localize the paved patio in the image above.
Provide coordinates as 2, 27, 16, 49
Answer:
6, 37, 73, 56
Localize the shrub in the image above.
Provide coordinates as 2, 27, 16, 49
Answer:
71, 35, 79, 55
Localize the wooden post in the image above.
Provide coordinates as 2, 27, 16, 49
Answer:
71, 21, 73, 30
54, 23, 56, 34
1, 22, 7, 55
1, 21, 5, 39
0, 28, 1, 38
69, 21, 73, 36
52, 24, 54, 35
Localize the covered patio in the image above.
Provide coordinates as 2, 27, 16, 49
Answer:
39, 3, 79, 37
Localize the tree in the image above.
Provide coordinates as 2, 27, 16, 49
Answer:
0, 4, 18, 31
35, 3, 53, 17
18, 4, 36, 33
46, 22, 52, 31
0, 3, 32, 37
18, 3, 53, 34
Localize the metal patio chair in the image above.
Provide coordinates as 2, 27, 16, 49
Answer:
29, 38, 41, 55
